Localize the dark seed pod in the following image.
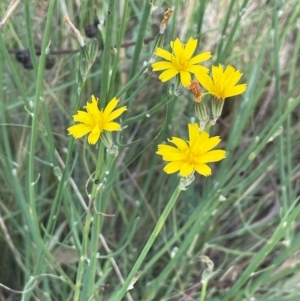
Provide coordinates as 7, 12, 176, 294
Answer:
23, 60, 33, 69
45, 56, 55, 69
85, 24, 99, 38
15, 49, 31, 64
35, 45, 41, 56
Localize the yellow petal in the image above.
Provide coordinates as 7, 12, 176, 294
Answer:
172, 38, 184, 60
188, 65, 209, 75
157, 144, 186, 161
212, 65, 224, 82
162, 153, 186, 161
157, 144, 181, 155
180, 70, 192, 87
106, 106, 127, 122
152, 61, 175, 71
168, 137, 188, 151
191, 131, 210, 152
154, 48, 172, 61
103, 121, 121, 131
73, 111, 95, 126
86, 96, 100, 120
68, 124, 92, 138
158, 68, 179, 82
194, 163, 211, 176
88, 133, 100, 144
183, 38, 197, 61
188, 52, 212, 65
188, 123, 200, 148
197, 72, 214, 93
103, 97, 119, 116
197, 150, 226, 163
200, 136, 221, 153
91, 95, 98, 102
88, 125, 101, 144
163, 161, 184, 174
224, 84, 247, 98
223, 67, 241, 88
179, 162, 194, 177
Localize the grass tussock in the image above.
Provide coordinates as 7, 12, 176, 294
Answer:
0, 0, 300, 300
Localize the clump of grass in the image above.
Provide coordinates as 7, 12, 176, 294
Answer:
0, 1, 300, 301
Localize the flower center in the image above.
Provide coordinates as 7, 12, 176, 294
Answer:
97, 112, 105, 130
178, 57, 188, 70
185, 149, 197, 164
172, 54, 188, 71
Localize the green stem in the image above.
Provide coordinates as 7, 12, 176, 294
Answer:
125, 0, 151, 101
115, 62, 150, 100
273, 0, 290, 243
28, 0, 56, 233
114, 183, 182, 301
23, 0, 77, 300
73, 142, 106, 301
0, 34, 30, 107
100, 0, 116, 105
33, 54, 87, 294
24, 0, 57, 299
108, 0, 129, 101
82, 143, 109, 298
24, 0, 38, 71
73, 200, 94, 301
222, 199, 300, 301
199, 280, 207, 301
123, 94, 172, 126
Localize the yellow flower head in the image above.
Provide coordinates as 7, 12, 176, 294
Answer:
151, 38, 212, 87
67, 95, 127, 145
157, 123, 226, 177
199, 64, 247, 100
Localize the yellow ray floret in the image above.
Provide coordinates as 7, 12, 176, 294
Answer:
68, 95, 127, 145
152, 38, 211, 87
157, 123, 226, 177
198, 64, 247, 100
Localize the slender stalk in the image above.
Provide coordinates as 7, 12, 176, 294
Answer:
24, 0, 38, 72
123, 94, 172, 126
33, 41, 88, 296
219, 0, 249, 62
23, 0, 75, 297
28, 0, 56, 233
199, 280, 207, 301
81, 147, 109, 299
222, 199, 300, 301
108, 0, 129, 100
273, 0, 290, 243
125, 0, 151, 101
0, 34, 29, 107
115, 62, 150, 99
100, 0, 116, 105
114, 183, 182, 301
73, 142, 106, 301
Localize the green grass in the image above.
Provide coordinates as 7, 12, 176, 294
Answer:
1, 0, 300, 300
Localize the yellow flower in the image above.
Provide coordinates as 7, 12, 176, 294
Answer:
198, 64, 247, 100
151, 38, 212, 87
157, 123, 226, 177
67, 95, 127, 145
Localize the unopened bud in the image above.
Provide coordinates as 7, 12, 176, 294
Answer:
188, 80, 202, 102
211, 98, 225, 122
